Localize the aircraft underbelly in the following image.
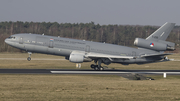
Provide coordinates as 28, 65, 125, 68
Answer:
113, 59, 136, 64
24, 44, 34, 52
34, 45, 47, 53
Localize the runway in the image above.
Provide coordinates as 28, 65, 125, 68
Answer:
0, 58, 180, 61
0, 58, 65, 60
1, 69, 180, 75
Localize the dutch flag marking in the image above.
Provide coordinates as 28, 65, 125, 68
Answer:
50, 38, 54, 41
150, 43, 154, 47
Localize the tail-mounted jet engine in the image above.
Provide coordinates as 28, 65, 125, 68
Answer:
134, 38, 175, 51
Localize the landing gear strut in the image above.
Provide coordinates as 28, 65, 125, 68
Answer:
27, 52, 32, 61
91, 59, 104, 71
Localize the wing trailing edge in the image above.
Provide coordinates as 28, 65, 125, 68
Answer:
86, 53, 134, 61
140, 53, 173, 58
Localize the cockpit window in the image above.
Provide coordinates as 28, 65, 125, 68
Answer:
8, 36, 16, 39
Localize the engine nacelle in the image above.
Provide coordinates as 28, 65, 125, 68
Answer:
69, 54, 84, 63
134, 38, 168, 51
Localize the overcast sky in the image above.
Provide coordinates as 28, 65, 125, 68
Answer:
0, 0, 180, 26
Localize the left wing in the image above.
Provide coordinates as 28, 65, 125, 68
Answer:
140, 53, 173, 58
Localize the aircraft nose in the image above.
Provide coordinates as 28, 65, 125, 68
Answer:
5, 39, 7, 43
5, 38, 10, 44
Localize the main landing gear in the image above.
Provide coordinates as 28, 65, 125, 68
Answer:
91, 64, 104, 71
27, 52, 32, 61
90, 59, 104, 71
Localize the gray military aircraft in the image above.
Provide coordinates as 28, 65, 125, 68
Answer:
5, 22, 175, 70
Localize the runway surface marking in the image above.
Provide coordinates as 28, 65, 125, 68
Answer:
1, 69, 180, 75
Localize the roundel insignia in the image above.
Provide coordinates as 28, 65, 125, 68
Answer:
150, 43, 154, 47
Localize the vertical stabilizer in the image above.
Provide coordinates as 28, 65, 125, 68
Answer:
146, 22, 175, 41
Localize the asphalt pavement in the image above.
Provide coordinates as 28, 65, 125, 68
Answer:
0, 69, 180, 75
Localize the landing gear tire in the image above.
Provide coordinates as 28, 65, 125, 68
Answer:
91, 59, 105, 71
91, 65, 104, 71
27, 57, 31, 61
91, 64, 95, 68
94, 67, 99, 71
99, 67, 104, 71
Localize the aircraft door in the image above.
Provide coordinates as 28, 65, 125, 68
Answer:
19, 37, 23, 44
35, 36, 48, 53
49, 40, 54, 48
85, 45, 90, 53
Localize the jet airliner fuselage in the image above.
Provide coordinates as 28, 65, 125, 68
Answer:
5, 22, 175, 70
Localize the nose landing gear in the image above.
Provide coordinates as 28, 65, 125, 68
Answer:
27, 52, 32, 61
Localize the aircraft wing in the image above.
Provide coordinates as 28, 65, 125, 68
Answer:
140, 53, 173, 58
85, 53, 134, 61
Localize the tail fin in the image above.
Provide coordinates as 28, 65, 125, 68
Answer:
135, 22, 176, 51
146, 22, 175, 41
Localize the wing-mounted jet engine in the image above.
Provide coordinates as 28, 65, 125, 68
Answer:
67, 51, 92, 63
134, 38, 175, 51
69, 54, 84, 63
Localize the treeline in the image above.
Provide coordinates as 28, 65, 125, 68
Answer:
0, 21, 180, 52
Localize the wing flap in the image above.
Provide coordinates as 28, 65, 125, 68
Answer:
86, 53, 134, 60
141, 53, 173, 58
